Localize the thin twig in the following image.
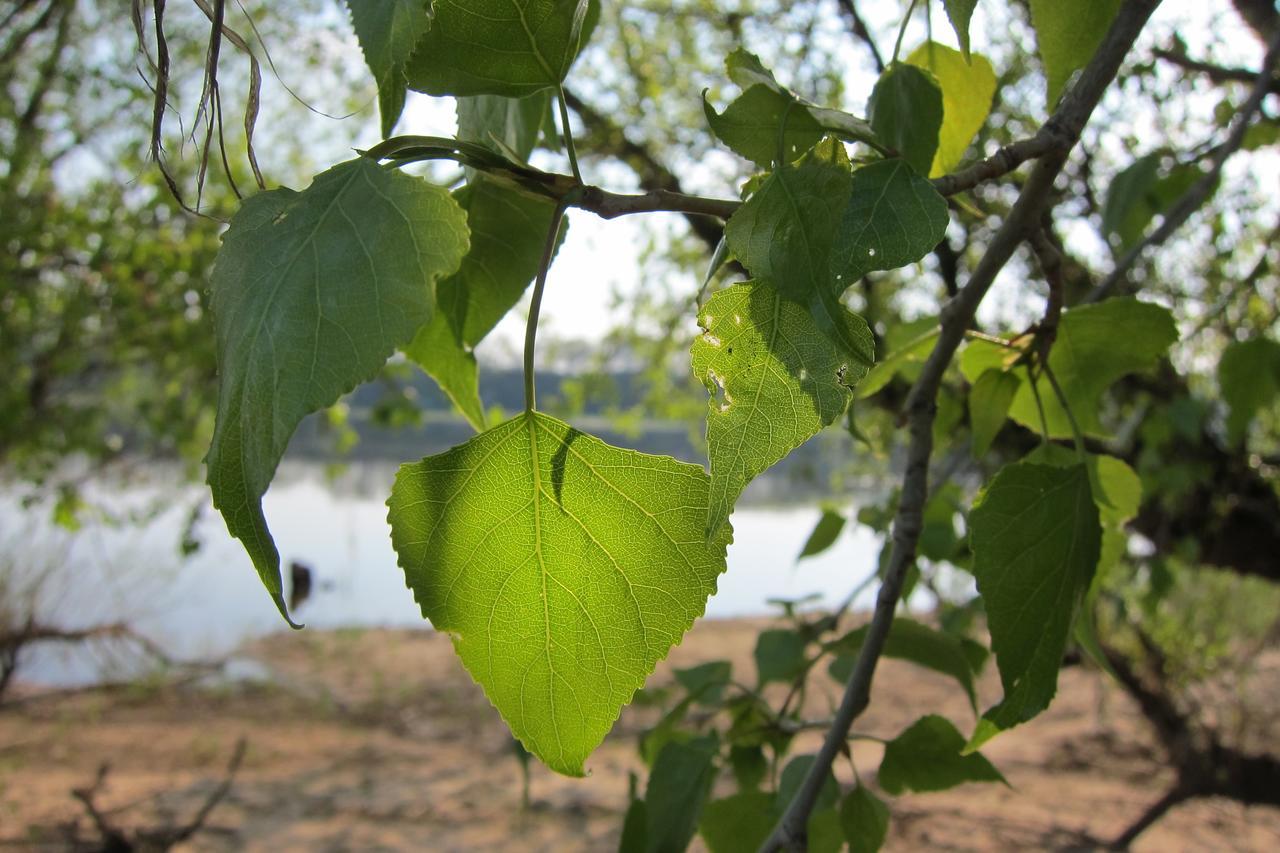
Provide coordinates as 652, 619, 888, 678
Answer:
1087, 27, 1280, 303
1152, 46, 1280, 94
760, 3, 1163, 849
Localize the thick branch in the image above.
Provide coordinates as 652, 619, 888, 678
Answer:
760, 3, 1163, 849
1088, 27, 1280, 302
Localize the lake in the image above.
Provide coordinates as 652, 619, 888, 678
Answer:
1, 458, 936, 687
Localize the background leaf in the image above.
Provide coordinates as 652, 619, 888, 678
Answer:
868, 63, 943, 176
387, 411, 730, 775
1029, 0, 1121, 105
642, 737, 718, 853
207, 158, 468, 622
700, 791, 776, 853
798, 508, 847, 559
1219, 337, 1280, 444
968, 368, 1021, 457
755, 628, 808, 686
943, 0, 980, 59
828, 617, 985, 711
345, 0, 431, 137
840, 785, 890, 853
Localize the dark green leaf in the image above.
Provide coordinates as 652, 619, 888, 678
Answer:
1029, 0, 1121, 105
345, 0, 431, 137
968, 462, 1101, 746
832, 159, 950, 284
798, 508, 847, 560
644, 736, 718, 853
778, 754, 840, 814
387, 411, 731, 775
675, 660, 732, 706
840, 785, 890, 853
208, 158, 469, 622
729, 744, 768, 790
456, 91, 553, 163
879, 715, 1005, 794
699, 792, 776, 853
1102, 156, 1202, 252
968, 368, 1021, 457
755, 628, 808, 686
1219, 337, 1280, 444
405, 0, 598, 97
943, 0, 980, 59
868, 63, 943, 175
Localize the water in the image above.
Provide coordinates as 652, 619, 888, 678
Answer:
2, 460, 897, 687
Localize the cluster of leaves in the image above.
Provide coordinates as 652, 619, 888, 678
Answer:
185, 0, 1280, 848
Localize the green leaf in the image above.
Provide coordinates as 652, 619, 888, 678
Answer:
456, 92, 553, 163
778, 754, 840, 813
1219, 337, 1280, 444
868, 63, 943, 176
828, 617, 983, 711
675, 660, 732, 706
405, 178, 561, 429
798, 508, 847, 560
960, 298, 1178, 438
905, 42, 997, 177
840, 786, 890, 853
345, 0, 431, 137
700, 792, 776, 853
967, 462, 1101, 745
208, 158, 468, 623
729, 744, 768, 790
1102, 156, 1202, 252
832, 160, 950, 284
968, 368, 1021, 457
387, 411, 731, 775
704, 50, 880, 168
405, 0, 598, 97
879, 715, 1006, 794
755, 628, 808, 686
1029, 0, 1121, 105
943, 0, 980, 59
692, 280, 872, 537
643, 737, 718, 853
857, 324, 941, 400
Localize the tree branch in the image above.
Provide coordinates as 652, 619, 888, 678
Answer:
835, 0, 886, 72
1088, 27, 1280, 302
760, 3, 1164, 849
1153, 46, 1280, 93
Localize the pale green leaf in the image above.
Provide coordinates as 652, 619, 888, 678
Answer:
692, 280, 872, 537
405, 0, 598, 97
905, 42, 997, 176
943, 0, 980, 59
868, 63, 943, 175
798, 508, 847, 560
840, 786, 890, 853
1219, 337, 1280, 444
387, 411, 731, 775
1029, 0, 1121, 105
406, 178, 561, 430
879, 715, 1005, 794
968, 462, 1101, 744
832, 159, 950, 284
828, 617, 983, 711
968, 368, 1021, 457
345, 0, 431, 137
207, 158, 468, 622
960, 299, 1178, 438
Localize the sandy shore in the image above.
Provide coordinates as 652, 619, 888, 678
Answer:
2, 616, 1277, 851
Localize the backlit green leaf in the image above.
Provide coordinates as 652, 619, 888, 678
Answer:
1029, 0, 1121, 105
406, 178, 561, 429
345, 0, 431, 137
868, 63, 943, 175
905, 42, 996, 176
960, 298, 1177, 438
879, 715, 1005, 794
798, 508, 847, 560
387, 411, 731, 775
692, 280, 873, 537
840, 785, 890, 853
968, 462, 1101, 745
405, 0, 598, 97
968, 368, 1021, 457
207, 158, 468, 622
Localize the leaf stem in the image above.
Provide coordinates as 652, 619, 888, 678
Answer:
557, 85, 583, 184
523, 198, 574, 412
890, 0, 919, 65
1042, 363, 1087, 460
